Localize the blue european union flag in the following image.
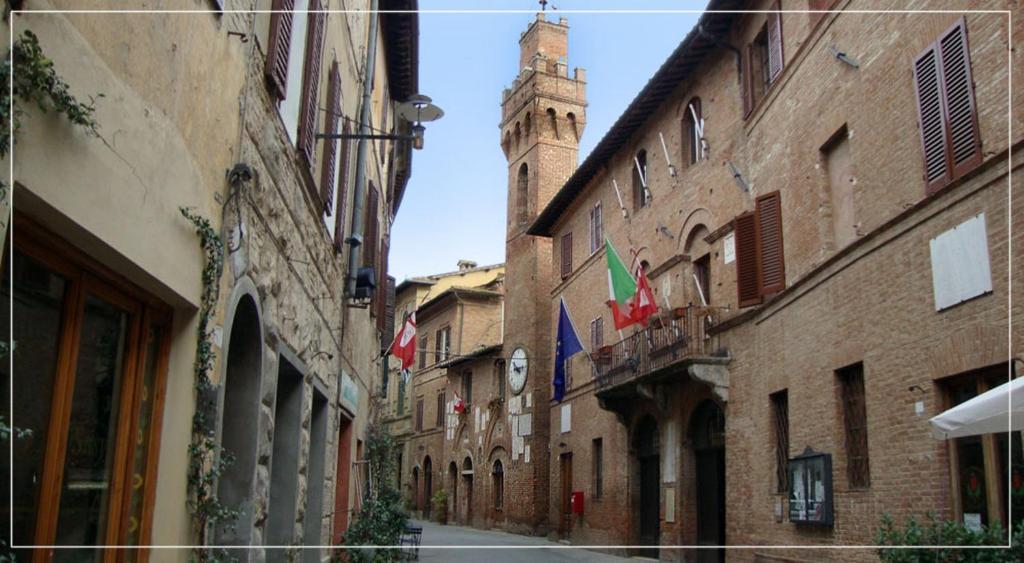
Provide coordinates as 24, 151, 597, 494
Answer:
553, 297, 585, 403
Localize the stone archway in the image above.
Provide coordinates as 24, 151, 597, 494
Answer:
423, 456, 433, 521
461, 457, 474, 526
215, 284, 264, 546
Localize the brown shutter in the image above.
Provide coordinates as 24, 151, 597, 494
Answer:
264, 0, 294, 101
913, 43, 950, 193
734, 211, 762, 307
363, 185, 379, 268
937, 18, 981, 182
756, 191, 786, 295
333, 122, 353, 252
766, 1, 784, 84
377, 239, 390, 333
320, 60, 341, 216
742, 45, 754, 119
380, 274, 395, 352
561, 232, 572, 279
297, 2, 326, 179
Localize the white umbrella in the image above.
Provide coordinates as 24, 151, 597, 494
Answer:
930, 376, 1024, 439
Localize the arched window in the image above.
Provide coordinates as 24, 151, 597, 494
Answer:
492, 460, 504, 509
683, 97, 703, 166
567, 112, 578, 141
632, 149, 648, 210
514, 122, 522, 149
516, 163, 529, 225
547, 108, 559, 139
524, 112, 532, 137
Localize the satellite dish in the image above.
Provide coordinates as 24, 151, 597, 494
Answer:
397, 94, 444, 123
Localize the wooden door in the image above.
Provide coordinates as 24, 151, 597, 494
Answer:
559, 453, 573, 537
696, 449, 726, 563
638, 455, 660, 558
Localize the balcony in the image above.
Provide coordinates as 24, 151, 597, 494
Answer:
593, 305, 730, 410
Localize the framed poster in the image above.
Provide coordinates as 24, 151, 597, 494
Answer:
788, 448, 834, 526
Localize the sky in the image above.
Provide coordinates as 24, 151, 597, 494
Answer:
389, 1, 704, 281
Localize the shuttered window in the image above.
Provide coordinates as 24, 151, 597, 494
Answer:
320, 60, 341, 216
333, 121, 353, 252
375, 239, 390, 326
590, 317, 603, 378
416, 398, 424, 432
296, 1, 326, 181
771, 390, 789, 493
757, 192, 785, 295
589, 202, 603, 254
734, 191, 786, 307
742, 4, 783, 120
913, 18, 981, 194
379, 274, 395, 352
838, 363, 870, 489
766, 1, 784, 83
418, 334, 429, 369
561, 232, 572, 279
436, 392, 445, 427
264, 0, 294, 101
734, 211, 761, 307
363, 184, 379, 268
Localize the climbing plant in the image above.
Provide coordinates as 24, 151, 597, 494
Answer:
0, 30, 102, 197
341, 421, 409, 562
180, 207, 239, 562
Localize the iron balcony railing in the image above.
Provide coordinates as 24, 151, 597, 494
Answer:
593, 305, 725, 391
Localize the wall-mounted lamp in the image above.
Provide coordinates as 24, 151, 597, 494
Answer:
316, 94, 443, 150
829, 45, 860, 69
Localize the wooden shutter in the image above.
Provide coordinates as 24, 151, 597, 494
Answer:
320, 61, 341, 215
561, 232, 572, 279
363, 185, 379, 268
766, 1, 784, 84
297, 1, 326, 178
742, 45, 754, 119
937, 18, 981, 182
913, 43, 950, 192
333, 122, 353, 252
734, 211, 762, 307
377, 241, 390, 337
264, 0, 294, 101
756, 191, 786, 295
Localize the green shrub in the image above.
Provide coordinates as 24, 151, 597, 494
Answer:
340, 423, 408, 563
875, 512, 1024, 562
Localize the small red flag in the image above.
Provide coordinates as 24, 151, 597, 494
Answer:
388, 312, 417, 370
630, 266, 658, 327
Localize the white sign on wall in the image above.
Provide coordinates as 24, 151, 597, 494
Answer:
929, 213, 992, 311
560, 403, 572, 433
723, 232, 736, 264
519, 413, 533, 436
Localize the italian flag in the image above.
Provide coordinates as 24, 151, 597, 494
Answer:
605, 238, 658, 330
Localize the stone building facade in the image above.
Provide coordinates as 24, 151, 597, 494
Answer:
3, 1, 420, 561
526, 1, 1023, 561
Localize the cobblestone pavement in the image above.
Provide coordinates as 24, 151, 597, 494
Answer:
409, 519, 634, 562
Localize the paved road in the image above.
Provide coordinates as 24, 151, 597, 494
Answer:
410, 519, 632, 562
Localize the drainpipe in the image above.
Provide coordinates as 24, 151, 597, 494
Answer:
346, 0, 380, 296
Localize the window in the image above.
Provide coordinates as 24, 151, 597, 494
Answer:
693, 254, 711, 305
561, 232, 573, 279
837, 363, 870, 489
363, 183, 380, 269
589, 202, 603, 254
436, 392, 445, 427
495, 360, 506, 402
942, 365, 1022, 528
913, 18, 981, 194
3, 218, 172, 552
435, 326, 450, 363
493, 460, 504, 509
771, 390, 789, 493
320, 60, 341, 225
683, 97, 703, 166
332, 121, 353, 252
397, 373, 406, 416
734, 191, 786, 307
742, 2, 783, 118
590, 317, 603, 377
419, 334, 429, 369
463, 370, 473, 408
632, 149, 648, 210
822, 125, 856, 249
516, 163, 529, 225
592, 438, 603, 499
415, 397, 424, 432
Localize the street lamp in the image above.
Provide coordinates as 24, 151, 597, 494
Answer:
316, 94, 443, 150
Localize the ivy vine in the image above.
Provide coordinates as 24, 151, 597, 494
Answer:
180, 207, 239, 562
0, 30, 102, 198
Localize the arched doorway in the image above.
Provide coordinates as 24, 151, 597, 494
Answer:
691, 400, 726, 563
461, 457, 474, 525
448, 461, 459, 522
423, 456, 433, 520
216, 293, 262, 545
635, 415, 660, 558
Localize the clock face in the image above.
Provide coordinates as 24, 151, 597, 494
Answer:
508, 346, 529, 395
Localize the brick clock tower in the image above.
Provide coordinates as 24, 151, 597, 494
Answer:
499, 13, 585, 533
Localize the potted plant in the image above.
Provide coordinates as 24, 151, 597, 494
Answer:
431, 489, 449, 525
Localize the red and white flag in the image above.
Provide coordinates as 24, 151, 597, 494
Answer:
453, 390, 466, 414
388, 312, 417, 370
630, 265, 658, 327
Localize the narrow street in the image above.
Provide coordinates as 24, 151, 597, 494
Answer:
411, 519, 633, 562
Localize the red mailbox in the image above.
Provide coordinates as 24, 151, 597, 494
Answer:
570, 491, 584, 514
